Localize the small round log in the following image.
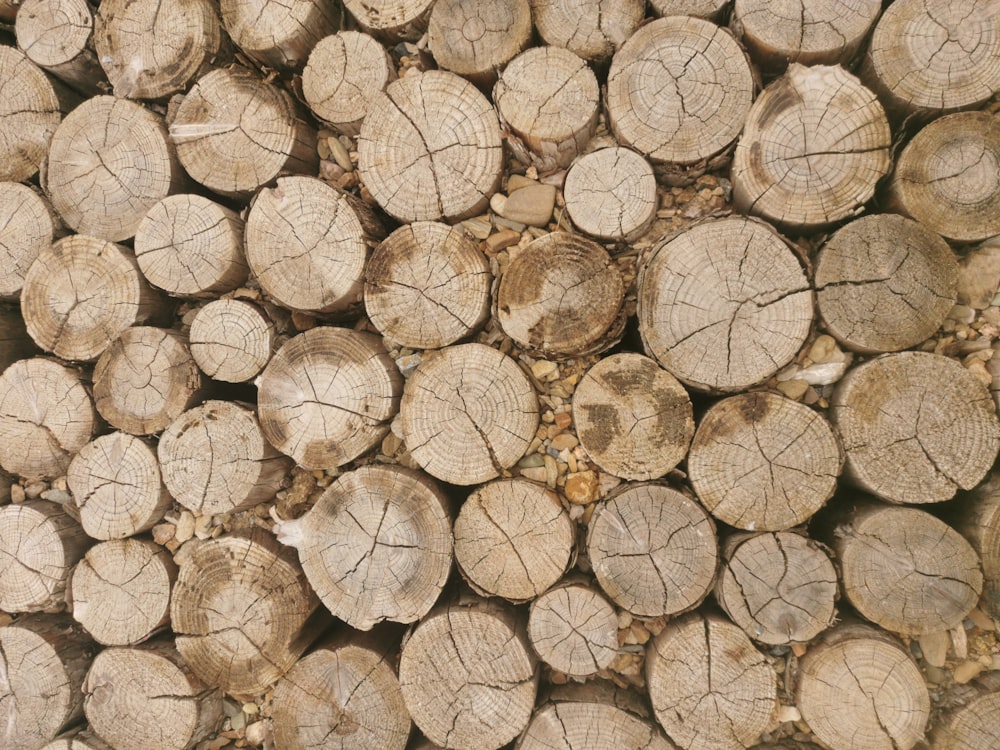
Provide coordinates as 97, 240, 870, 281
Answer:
171, 530, 325, 695
68, 538, 177, 645
358, 70, 503, 223
398, 598, 538, 750
646, 612, 776, 750
732, 64, 891, 231
428, 0, 531, 84
66, 431, 172, 540
454, 478, 574, 602
170, 67, 318, 198
399, 343, 538, 486
0, 307, 36, 373
134, 194, 247, 298
82, 638, 224, 750
931, 671, 1000, 750
587, 483, 717, 618
220, 0, 338, 70
41, 729, 114, 750
497, 232, 626, 358
886, 112, 1000, 244
606, 17, 754, 170
572, 353, 694, 481
715, 531, 838, 645
526, 579, 618, 679
649, 0, 728, 21
687, 392, 843, 530
15, 0, 105, 94
302, 31, 396, 136
245, 176, 384, 315
0, 182, 61, 300
341, 0, 434, 40
258, 327, 402, 470
0, 501, 90, 612
829, 351, 1000, 504
815, 214, 958, 353
158, 400, 291, 516
637, 216, 813, 393
189, 299, 274, 383
530, 0, 644, 62
796, 623, 930, 750
951, 471, 1000, 620
563, 147, 657, 242
93, 327, 205, 436
0, 357, 96, 480
21, 234, 166, 362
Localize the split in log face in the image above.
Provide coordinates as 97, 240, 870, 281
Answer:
732, 64, 892, 232
273, 464, 452, 630
399, 343, 539, 486
649, 0, 728, 21
341, 0, 434, 40
931, 672, 1000, 750
586, 483, 717, 618
358, 70, 504, 223
257, 327, 402, 470
15, 0, 104, 95
687, 392, 843, 531
0, 182, 61, 300
526, 580, 619, 678
830, 351, 1000, 504
637, 216, 813, 393
530, 0, 645, 62
220, 0, 339, 70
427, 0, 532, 83
563, 147, 658, 242
815, 214, 958, 354
952, 471, 1000, 620
189, 299, 274, 383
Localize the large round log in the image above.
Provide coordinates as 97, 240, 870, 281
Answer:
341, 0, 434, 41
427, 0, 531, 84
220, 0, 338, 70
526, 579, 618, 679
530, 0, 645, 62
15, 0, 106, 94
931, 671, 1000, 750
189, 299, 274, 383
0, 182, 62, 300
952, 471, 1000, 620
563, 147, 658, 243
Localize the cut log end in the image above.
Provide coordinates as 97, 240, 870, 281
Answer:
220, 0, 339, 70
563, 147, 657, 242
341, 0, 434, 41
15, 0, 105, 94
527, 580, 618, 678
931, 673, 1000, 750
0, 181, 61, 300
530, 0, 645, 61
0, 47, 66, 183
189, 299, 274, 382
428, 0, 531, 83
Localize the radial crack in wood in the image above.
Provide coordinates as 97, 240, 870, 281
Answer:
15, 0, 106, 94
530, 0, 645, 62
931, 671, 1000, 750
428, 0, 531, 84
563, 147, 658, 242
189, 299, 274, 383
952, 471, 1000, 620
342, 0, 435, 41
0, 182, 62, 301
220, 0, 339, 70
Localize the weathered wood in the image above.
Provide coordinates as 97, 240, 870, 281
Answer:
341, 0, 434, 40
732, 64, 891, 231
563, 147, 657, 242
687, 392, 843, 530
0, 182, 62, 300
258, 327, 402, 469
638, 216, 813, 393
189, 299, 274, 383
952, 471, 1000, 620
649, 0, 728, 21
41, 729, 114, 750
530, 0, 644, 62
931, 671, 1000, 750
399, 343, 538, 485
587, 483, 717, 617
275, 464, 452, 630
68, 538, 177, 645
16, 0, 104, 94
0, 307, 37, 373
815, 214, 958, 354
830, 351, 1000, 504
427, 0, 531, 84
219, 0, 338, 70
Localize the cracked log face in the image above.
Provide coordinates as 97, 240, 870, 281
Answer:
399, 342, 538, 485
0, 182, 61, 300
815, 214, 958, 354
257, 327, 402, 470
830, 351, 1000, 504
952, 471, 1000, 620
530, 0, 644, 62
15, 0, 104, 95
931, 672, 1000, 750
189, 299, 274, 383
587, 483, 717, 618
688, 392, 843, 530
526, 580, 618, 679
358, 70, 503, 223
731, 64, 891, 231
67, 431, 172, 540
428, 0, 531, 83
342, 0, 434, 40
563, 146, 657, 242
220, 0, 338, 70
638, 216, 813, 393
0, 47, 66, 183
796, 624, 930, 750
646, 611, 777, 750
68, 538, 177, 646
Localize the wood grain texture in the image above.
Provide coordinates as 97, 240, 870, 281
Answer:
15, 0, 105, 94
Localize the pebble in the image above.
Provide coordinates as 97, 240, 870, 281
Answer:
520, 466, 548, 483
807, 335, 838, 364
550, 433, 578, 451
917, 631, 950, 668
531, 359, 559, 380
10, 484, 25, 503
175, 510, 195, 543
461, 217, 492, 240
24, 481, 46, 499
40, 488, 72, 504
483, 228, 521, 254
797, 360, 848, 386
958, 239, 1000, 309
554, 411, 572, 429
564, 470, 599, 504
507, 174, 537, 192
953, 660, 985, 684
777, 705, 802, 723
497, 184, 557, 227
776, 378, 809, 400
152, 523, 175, 546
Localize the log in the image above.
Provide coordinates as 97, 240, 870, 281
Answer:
271, 627, 412, 750
814, 214, 958, 354
529, 0, 644, 62
40, 729, 114, 750
68, 538, 177, 645
364, 221, 491, 350
454, 477, 574, 602
21, 234, 166, 362
189, 299, 274, 383
496, 232, 626, 358
796, 623, 930, 750
829, 351, 1000, 504
399, 343, 538, 485
257, 327, 402, 470
637, 216, 813, 393
93, 327, 205, 436
301, 31, 396, 136
586, 483, 717, 617
731, 64, 892, 232
169, 67, 318, 198
649, 0, 728, 21
245, 176, 384, 315
886, 111, 1000, 244
0, 357, 97, 480
170, 530, 326, 695
341, 0, 434, 41
687, 392, 843, 530
645, 611, 776, 750
0, 501, 90, 612
0, 307, 37, 373
274, 464, 452, 630
931, 671, 1000, 750
219, 0, 338, 70
66, 431, 172, 539
14, 0, 105, 95
427, 0, 532, 84
0, 614, 95, 749
133, 193, 248, 298
952, 471, 1000, 620
82, 638, 224, 750
398, 597, 538, 750
563, 146, 657, 242
714, 531, 838, 645
358, 70, 503, 223
0, 182, 62, 300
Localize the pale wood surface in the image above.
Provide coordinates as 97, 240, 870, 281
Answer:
530, 0, 644, 61
341, 0, 434, 40
953, 471, 1000, 620
15, 0, 105, 94
220, 0, 338, 70
563, 147, 657, 242
0, 182, 62, 300
527, 579, 619, 679
428, 0, 531, 83
189, 299, 274, 383
931, 671, 1000, 750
